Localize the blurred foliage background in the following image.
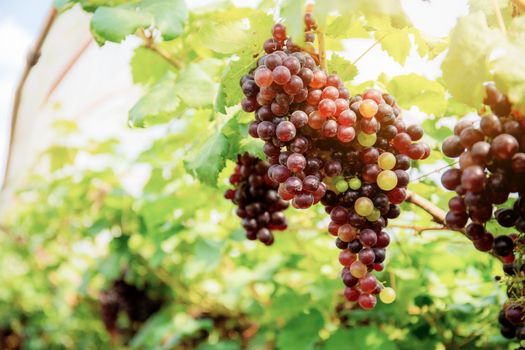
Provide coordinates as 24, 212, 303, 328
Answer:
1, 0, 525, 349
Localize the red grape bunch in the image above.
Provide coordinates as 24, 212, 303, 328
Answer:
239, 15, 430, 309
441, 83, 525, 256
100, 278, 163, 335
224, 153, 289, 245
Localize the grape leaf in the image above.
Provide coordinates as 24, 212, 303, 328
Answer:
386, 74, 447, 115
281, 0, 305, 46
378, 26, 411, 65
91, 0, 187, 45
129, 76, 180, 127
184, 113, 245, 187
492, 45, 525, 113
91, 6, 152, 45
327, 54, 358, 82
327, 16, 369, 39
276, 309, 323, 350
130, 46, 177, 85
442, 13, 501, 109
174, 64, 217, 108
139, 0, 188, 41
221, 55, 258, 108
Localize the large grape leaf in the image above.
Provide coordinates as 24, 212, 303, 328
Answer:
91, 0, 187, 44
386, 74, 447, 116
220, 55, 258, 108
442, 13, 501, 108
184, 112, 246, 187
130, 46, 177, 85
492, 45, 525, 113
129, 76, 180, 127
276, 309, 324, 350
377, 26, 411, 65
174, 64, 217, 108
91, 6, 152, 44
327, 54, 358, 82
281, 0, 305, 46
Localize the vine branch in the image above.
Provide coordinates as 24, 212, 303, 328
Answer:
139, 30, 184, 69
352, 33, 388, 66
512, 0, 525, 12
405, 190, 447, 226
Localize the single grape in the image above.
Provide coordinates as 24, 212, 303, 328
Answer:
379, 287, 396, 304
357, 132, 377, 147
335, 179, 349, 193
355, 197, 374, 217
378, 152, 396, 170
377, 170, 398, 191
349, 260, 367, 278
254, 67, 273, 87
359, 99, 378, 118
348, 177, 362, 190
276, 121, 296, 142
358, 293, 377, 310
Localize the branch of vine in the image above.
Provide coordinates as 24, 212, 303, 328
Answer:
139, 30, 184, 69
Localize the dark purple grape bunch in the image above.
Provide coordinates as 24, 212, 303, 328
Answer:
100, 278, 163, 335
441, 84, 525, 257
224, 153, 289, 245
498, 260, 525, 342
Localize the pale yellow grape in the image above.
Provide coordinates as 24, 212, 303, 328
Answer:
379, 287, 396, 304
377, 170, 398, 191
350, 260, 367, 278
348, 177, 361, 190
354, 197, 374, 217
378, 152, 396, 170
335, 179, 349, 193
357, 132, 377, 147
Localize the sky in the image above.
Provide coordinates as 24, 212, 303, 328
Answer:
0, 0, 469, 187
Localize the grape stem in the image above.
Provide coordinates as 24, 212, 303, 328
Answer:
139, 30, 184, 69
405, 190, 448, 226
317, 29, 327, 71
405, 191, 499, 258
352, 33, 388, 66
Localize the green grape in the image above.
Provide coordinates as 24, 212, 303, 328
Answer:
378, 152, 396, 170
357, 132, 377, 147
377, 170, 398, 191
354, 197, 374, 217
335, 179, 349, 192
348, 177, 362, 190
366, 208, 381, 222
379, 287, 396, 304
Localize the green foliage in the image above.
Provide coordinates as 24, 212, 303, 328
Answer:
91, 0, 187, 44
327, 54, 358, 82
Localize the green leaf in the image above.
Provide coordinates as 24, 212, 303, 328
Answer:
184, 128, 229, 187
221, 55, 257, 107
91, 0, 187, 44
174, 64, 217, 108
492, 45, 525, 113
196, 342, 241, 350
91, 6, 152, 45
138, 0, 188, 41
281, 0, 305, 46
130, 46, 177, 85
327, 54, 358, 82
129, 76, 180, 127
276, 309, 324, 350
386, 74, 447, 115
321, 327, 398, 350
378, 27, 411, 65
442, 13, 501, 108
198, 10, 272, 55
327, 16, 369, 39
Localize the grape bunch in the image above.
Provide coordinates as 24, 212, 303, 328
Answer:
498, 259, 525, 343
238, 16, 430, 309
441, 83, 525, 257
224, 153, 289, 245
100, 278, 163, 335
